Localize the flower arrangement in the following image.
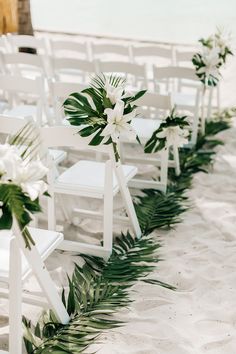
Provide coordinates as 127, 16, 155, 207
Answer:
63, 74, 146, 161
144, 109, 189, 153
0, 124, 48, 248
192, 28, 233, 87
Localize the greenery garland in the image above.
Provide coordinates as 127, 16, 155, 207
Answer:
23, 108, 235, 353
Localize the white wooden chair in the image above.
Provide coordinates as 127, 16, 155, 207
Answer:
0, 114, 67, 165
0, 74, 48, 126
175, 49, 220, 117
51, 57, 96, 84
0, 222, 70, 354
40, 125, 141, 260
153, 66, 203, 144
132, 44, 174, 64
120, 92, 176, 193
0, 35, 10, 54
3, 52, 47, 79
7, 34, 48, 55
91, 42, 131, 62
49, 80, 87, 124
97, 61, 148, 90
50, 39, 89, 59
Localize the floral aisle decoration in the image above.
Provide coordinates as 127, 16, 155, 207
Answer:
63, 74, 146, 162
0, 124, 48, 248
192, 28, 233, 87
144, 109, 190, 154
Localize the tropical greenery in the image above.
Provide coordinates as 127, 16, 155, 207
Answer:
192, 28, 233, 87
63, 74, 146, 161
23, 108, 234, 353
144, 108, 189, 153
0, 123, 48, 248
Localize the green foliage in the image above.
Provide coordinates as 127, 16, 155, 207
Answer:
144, 109, 189, 153
192, 52, 219, 87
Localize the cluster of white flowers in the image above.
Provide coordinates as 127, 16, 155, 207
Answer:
102, 78, 137, 143
0, 143, 48, 201
197, 47, 221, 84
156, 126, 189, 149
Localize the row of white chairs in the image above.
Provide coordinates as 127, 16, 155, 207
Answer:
0, 34, 196, 65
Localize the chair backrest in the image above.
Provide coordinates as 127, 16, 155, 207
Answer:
8, 35, 48, 55
0, 35, 9, 53
51, 57, 96, 83
0, 114, 27, 136
3, 52, 47, 78
91, 42, 131, 61
97, 61, 148, 89
0, 74, 45, 125
40, 125, 113, 156
132, 45, 174, 64
49, 80, 87, 124
153, 65, 199, 92
175, 50, 195, 66
136, 92, 172, 118
50, 39, 88, 59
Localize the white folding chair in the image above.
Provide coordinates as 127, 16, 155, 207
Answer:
7, 34, 48, 55
175, 49, 220, 116
3, 52, 47, 79
97, 61, 148, 90
50, 39, 89, 59
132, 44, 174, 64
49, 80, 87, 124
51, 57, 96, 84
0, 74, 48, 126
40, 125, 141, 260
0, 114, 67, 166
153, 66, 203, 144
0, 222, 70, 354
120, 92, 175, 193
91, 42, 131, 62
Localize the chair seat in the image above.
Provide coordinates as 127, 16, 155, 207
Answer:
56, 160, 137, 198
130, 117, 162, 142
172, 92, 196, 108
0, 228, 63, 282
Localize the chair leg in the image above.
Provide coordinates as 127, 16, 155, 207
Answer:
115, 164, 142, 238
9, 237, 22, 354
172, 145, 180, 176
103, 161, 113, 258
217, 85, 220, 112
48, 190, 56, 231
160, 148, 168, 193
207, 86, 213, 121
15, 230, 70, 325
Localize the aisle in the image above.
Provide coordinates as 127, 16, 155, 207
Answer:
87, 119, 236, 354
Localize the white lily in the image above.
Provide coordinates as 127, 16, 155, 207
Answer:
14, 160, 48, 201
0, 143, 48, 201
0, 144, 22, 181
157, 126, 189, 148
102, 101, 137, 143
104, 77, 125, 104
197, 47, 221, 82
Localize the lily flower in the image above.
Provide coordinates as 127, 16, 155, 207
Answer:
157, 126, 189, 148
102, 101, 137, 143
104, 77, 125, 104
